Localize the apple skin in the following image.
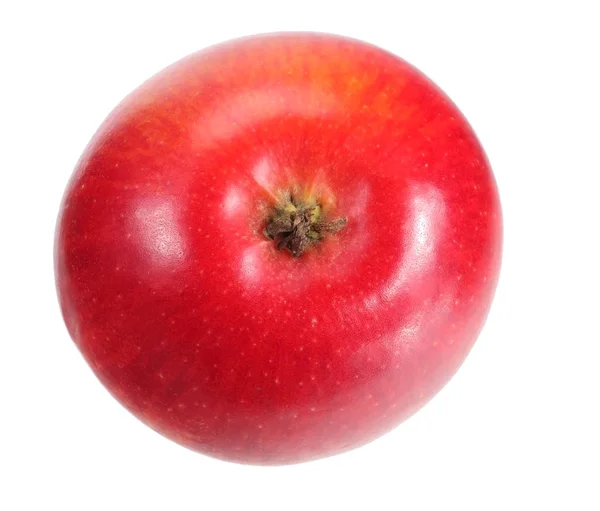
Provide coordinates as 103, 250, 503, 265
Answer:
55, 33, 502, 465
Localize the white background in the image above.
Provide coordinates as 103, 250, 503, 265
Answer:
1, 1, 599, 509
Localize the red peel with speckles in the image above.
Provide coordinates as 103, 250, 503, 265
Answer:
55, 33, 502, 465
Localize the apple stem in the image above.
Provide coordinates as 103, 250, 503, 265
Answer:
264, 195, 347, 257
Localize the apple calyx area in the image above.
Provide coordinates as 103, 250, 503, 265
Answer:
264, 192, 347, 257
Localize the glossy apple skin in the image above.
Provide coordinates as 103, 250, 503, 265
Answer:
55, 33, 502, 465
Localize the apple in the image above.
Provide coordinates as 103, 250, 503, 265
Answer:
55, 33, 502, 464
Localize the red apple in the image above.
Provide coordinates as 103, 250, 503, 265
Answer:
55, 33, 502, 464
